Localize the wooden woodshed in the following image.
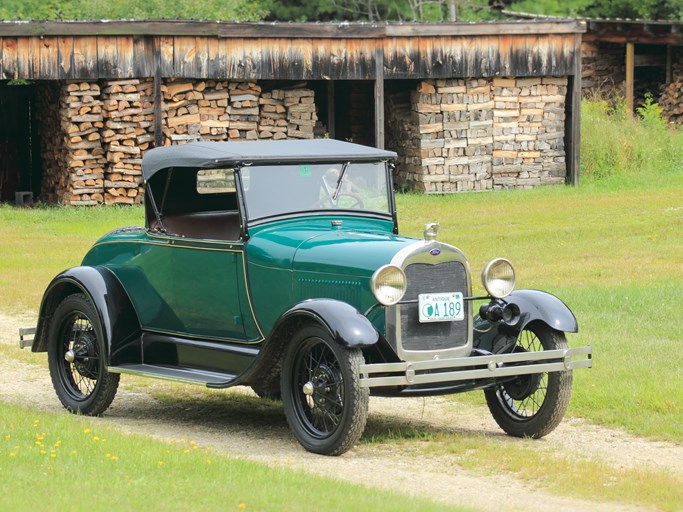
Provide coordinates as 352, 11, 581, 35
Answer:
0, 20, 585, 204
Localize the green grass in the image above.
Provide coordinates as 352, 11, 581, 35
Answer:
0, 402, 468, 512
0, 204, 143, 313
1, 173, 682, 443
396, 174, 683, 442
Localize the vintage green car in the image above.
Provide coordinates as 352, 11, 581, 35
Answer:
21, 139, 591, 455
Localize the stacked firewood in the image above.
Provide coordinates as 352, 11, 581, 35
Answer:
60, 82, 107, 205
198, 81, 230, 141
384, 86, 419, 189
258, 89, 288, 139
659, 53, 683, 124
390, 78, 567, 192
227, 82, 261, 140
36, 82, 66, 204
285, 88, 316, 139
101, 79, 153, 204
162, 80, 202, 145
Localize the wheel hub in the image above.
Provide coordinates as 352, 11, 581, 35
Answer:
302, 381, 314, 396
71, 331, 99, 380
505, 373, 542, 400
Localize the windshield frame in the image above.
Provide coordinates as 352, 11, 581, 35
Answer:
235, 159, 398, 234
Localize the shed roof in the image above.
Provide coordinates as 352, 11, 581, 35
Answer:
142, 139, 397, 180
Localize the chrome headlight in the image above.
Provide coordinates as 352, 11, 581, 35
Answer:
371, 265, 407, 306
481, 258, 516, 298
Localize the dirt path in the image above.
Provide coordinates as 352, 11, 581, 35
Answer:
1, 312, 680, 512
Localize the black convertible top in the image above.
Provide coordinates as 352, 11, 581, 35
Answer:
142, 139, 397, 180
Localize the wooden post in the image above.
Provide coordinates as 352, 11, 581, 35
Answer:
327, 81, 336, 139
374, 42, 385, 149
566, 33, 582, 187
153, 36, 163, 147
625, 42, 635, 116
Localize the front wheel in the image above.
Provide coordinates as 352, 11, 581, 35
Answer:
484, 323, 572, 438
47, 293, 119, 415
281, 325, 369, 455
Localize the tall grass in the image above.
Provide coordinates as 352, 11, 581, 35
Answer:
581, 97, 683, 183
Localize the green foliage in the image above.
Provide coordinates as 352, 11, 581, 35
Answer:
581, 98, 683, 181
506, 0, 683, 20
0, 0, 268, 21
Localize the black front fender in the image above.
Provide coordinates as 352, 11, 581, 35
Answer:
506, 289, 578, 333
275, 299, 380, 348
32, 266, 141, 365
474, 289, 577, 352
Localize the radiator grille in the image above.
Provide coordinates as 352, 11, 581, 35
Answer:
400, 261, 469, 351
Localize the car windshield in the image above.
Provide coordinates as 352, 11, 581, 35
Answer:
241, 161, 391, 221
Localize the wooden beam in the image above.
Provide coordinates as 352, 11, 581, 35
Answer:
625, 42, 634, 116
327, 81, 336, 139
566, 33, 582, 187
153, 36, 163, 148
0, 20, 587, 39
374, 43, 385, 149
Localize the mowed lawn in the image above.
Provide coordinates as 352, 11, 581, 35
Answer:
1, 171, 682, 444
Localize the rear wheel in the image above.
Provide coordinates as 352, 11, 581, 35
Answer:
47, 294, 119, 415
484, 323, 572, 438
281, 325, 368, 455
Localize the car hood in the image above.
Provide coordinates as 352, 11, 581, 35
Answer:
246, 218, 418, 277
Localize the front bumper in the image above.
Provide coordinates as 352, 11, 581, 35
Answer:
359, 345, 592, 388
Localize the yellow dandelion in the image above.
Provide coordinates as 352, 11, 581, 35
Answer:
238, 503, 247, 510
9, 453, 16, 457
93, 436, 100, 442
50, 452, 57, 459
5, 434, 10, 441
101, 439, 106, 443
183, 449, 190, 454
71, 450, 78, 456
192, 445, 198, 450
189, 440, 196, 446
54, 441, 62, 448
157, 460, 164, 466
84, 428, 91, 435
33, 420, 39, 427
35, 441, 43, 447
111, 455, 118, 461
106, 453, 112, 459
40, 450, 47, 455
206, 459, 212, 465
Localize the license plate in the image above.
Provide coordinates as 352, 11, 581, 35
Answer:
418, 293, 464, 323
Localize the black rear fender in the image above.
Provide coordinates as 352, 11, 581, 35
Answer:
32, 266, 141, 366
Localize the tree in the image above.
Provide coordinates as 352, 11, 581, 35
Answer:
0, 0, 268, 21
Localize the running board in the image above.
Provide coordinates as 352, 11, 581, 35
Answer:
109, 364, 236, 387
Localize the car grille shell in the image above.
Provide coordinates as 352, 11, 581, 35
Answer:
400, 261, 470, 351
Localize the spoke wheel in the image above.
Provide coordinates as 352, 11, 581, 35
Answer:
484, 323, 572, 439
282, 325, 368, 455
47, 294, 119, 415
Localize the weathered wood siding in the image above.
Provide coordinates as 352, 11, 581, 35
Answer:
0, 21, 583, 81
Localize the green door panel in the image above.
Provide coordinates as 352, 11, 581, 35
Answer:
82, 234, 262, 343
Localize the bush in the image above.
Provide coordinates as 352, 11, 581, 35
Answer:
581, 97, 683, 182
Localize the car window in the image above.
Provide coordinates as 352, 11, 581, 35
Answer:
242, 162, 390, 220
197, 169, 236, 194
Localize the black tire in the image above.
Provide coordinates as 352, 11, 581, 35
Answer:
484, 323, 572, 439
281, 325, 369, 456
47, 293, 120, 415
